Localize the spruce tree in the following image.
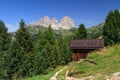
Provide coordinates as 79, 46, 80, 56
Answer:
57, 36, 65, 65
54, 39, 61, 65
35, 25, 56, 68
103, 10, 120, 46
62, 38, 72, 64
0, 41, 24, 79
74, 24, 87, 39
44, 26, 56, 67
34, 31, 45, 52
44, 25, 55, 44
16, 20, 34, 55
0, 20, 10, 52
57, 35, 72, 65
15, 20, 35, 77
114, 10, 120, 40
73, 29, 78, 39
34, 49, 50, 75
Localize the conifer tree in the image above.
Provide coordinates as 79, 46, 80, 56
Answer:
0, 20, 10, 52
0, 41, 24, 79
57, 35, 72, 65
35, 25, 56, 68
44, 25, 55, 44
103, 10, 120, 46
57, 36, 65, 65
114, 10, 120, 40
16, 20, 34, 55
44, 26, 56, 67
54, 38, 61, 65
34, 49, 50, 75
15, 20, 35, 77
74, 24, 87, 39
62, 38, 72, 64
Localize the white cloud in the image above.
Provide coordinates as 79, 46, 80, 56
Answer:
6, 23, 19, 32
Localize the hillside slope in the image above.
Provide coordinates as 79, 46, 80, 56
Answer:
87, 23, 104, 39
56, 45, 120, 80
67, 44, 120, 79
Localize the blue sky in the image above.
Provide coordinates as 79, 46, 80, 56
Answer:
0, 0, 120, 32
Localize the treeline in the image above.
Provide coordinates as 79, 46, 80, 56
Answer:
0, 20, 72, 79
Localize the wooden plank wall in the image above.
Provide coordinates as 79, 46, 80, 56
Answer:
72, 53, 88, 61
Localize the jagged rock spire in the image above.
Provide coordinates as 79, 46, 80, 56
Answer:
30, 16, 75, 30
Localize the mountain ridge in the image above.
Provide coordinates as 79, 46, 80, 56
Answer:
29, 16, 75, 30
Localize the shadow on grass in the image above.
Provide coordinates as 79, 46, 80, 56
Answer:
84, 59, 98, 65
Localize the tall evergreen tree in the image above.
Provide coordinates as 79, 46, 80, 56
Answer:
44, 26, 56, 67
74, 24, 87, 39
0, 20, 10, 52
114, 10, 120, 40
15, 20, 35, 77
16, 20, 34, 56
34, 49, 50, 75
35, 25, 57, 68
0, 41, 24, 79
62, 38, 72, 64
103, 10, 120, 46
55, 38, 62, 65
57, 35, 72, 65
44, 25, 55, 44
34, 31, 44, 52
57, 36, 65, 65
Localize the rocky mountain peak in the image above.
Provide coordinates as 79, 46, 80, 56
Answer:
30, 16, 75, 30
51, 17, 58, 24
41, 16, 50, 22
60, 16, 75, 29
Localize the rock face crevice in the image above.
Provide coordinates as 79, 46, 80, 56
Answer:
30, 16, 75, 30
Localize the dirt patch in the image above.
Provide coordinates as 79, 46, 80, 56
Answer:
107, 72, 120, 80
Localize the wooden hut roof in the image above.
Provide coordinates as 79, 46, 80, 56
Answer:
70, 39, 104, 49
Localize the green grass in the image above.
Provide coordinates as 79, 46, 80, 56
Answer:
68, 45, 120, 79
25, 66, 64, 80
56, 66, 68, 80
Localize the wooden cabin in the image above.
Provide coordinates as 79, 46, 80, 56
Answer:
70, 39, 104, 61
